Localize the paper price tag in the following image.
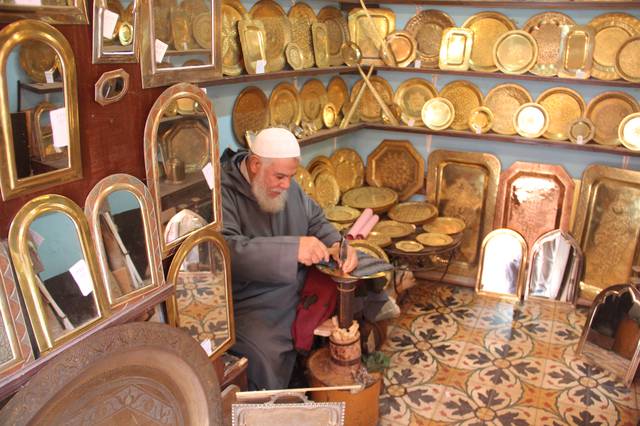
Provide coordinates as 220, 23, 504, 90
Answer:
575, 70, 586, 79
155, 39, 168, 63
201, 87, 207, 95
414, 59, 422, 69
256, 59, 266, 74
201, 162, 214, 190
50, 108, 70, 148
407, 119, 415, 127
473, 124, 481, 135
200, 338, 213, 356
14, 0, 41, 5
69, 259, 94, 297
102, 9, 119, 39
577, 135, 584, 145
44, 70, 54, 84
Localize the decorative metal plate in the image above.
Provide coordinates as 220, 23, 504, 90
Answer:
513, 102, 549, 139
393, 78, 437, 127
493, 30, 538, 75
287, 2, 316, 69
300, 79, 328, 130
422, 217, 466, 235
366, 231, 392, 248
484, 83, 532, 135
327, 76, 349, 116
221, 0, 246, 76
388, 201, 438, 225
314, 172, 340, 208
522, 12, 575, 77
421, 97, 455, 131
468, 106, 494, 134
463, 12, 515, 73
383, 30, 417, 67
405, 9, 455, 68
348, 7, 395, 65
238, 19, 267, 75
619, 112, 640, 151
232, 86, 269, 146
350, 76, 394, 123
536, 87, 586, 141
269, 82, 302, 128
285, 42, 304, 70
19, 40, 58, 83
615, 36, 640, 83
232, 401, 345, 426
249, 0, 291, 73
329, 148, 364, 192
162, 119, 210, 172
317, 6, 349, 67
366, 139, 425, 201
311, 22, 330, 68
438, 27, 474, 71
416, 232, 453, 247
440, 80, 483, 131
588, 13, 640, 81
324, 206, 360, 223
586, 91, 640, 146
375, 220, 415, 239
341, 187, 398, 214
569, 117, 596, 144
294, 165, 315, 199
557, 25, 595, 79
395, 240, 424, 252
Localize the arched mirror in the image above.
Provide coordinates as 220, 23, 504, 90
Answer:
577, 284, 640, 387
144, 82, 221, 257
94, 69, 129, 106
8, 195, 109, 354
475, 228, 528, 300
167, 227, 234, 361
85, 174, 165, 308
92, 0, 137, 63
0, 0, 88, 24
525, 229, 583, 303
0, 20, 81, 201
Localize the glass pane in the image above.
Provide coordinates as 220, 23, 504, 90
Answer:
480, 233, 523, 296
101, 0, 135, 56
529, 233, 576, 300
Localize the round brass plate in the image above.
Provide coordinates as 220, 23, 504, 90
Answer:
586, 91, 640, 145
416, 232, 454, 247
294, 165, 315, 198
308, 155, 334, 174
323, 102, 338, 129
463, 12, 516, 72
395, 240, 424, 253
568, 117, 596, 144
366, 231, 392, 248
350, 76, 394, 123
422, 97, 455, 131
327, 76, 349, 114
588, 13, 640, 81
615, 36, 640, 83
342, 187, 398, 213
285, 42, 305, 70
514, 102, 549, 139
269, 82, 302, 128
193, 12, 212, 49
19, 41, 58, 83
393, 78, 437, 127
314, 172, 340, 208
484, 83, 532, 135
330, 148, 364, 192
493, 30, 538, 75
536, 87, 586, 141
388, 202, 438, 225
288, 2, 317, 69
382, 30, 417, 68
249, 0, 290, 73
440, 80, 484, 131
423, 217, 465, 235
523, 12, 575, 77
404, 9, 455, 68
232, 86, 269, 145
300, 78, 328, 129
468, 106, 494, 134
619, 113, 640, 151
324, 205, 361, 223
373, 220, 415, 239
341, 41, 362, 67
318, 6, 348, 66
351, 239, 390, 262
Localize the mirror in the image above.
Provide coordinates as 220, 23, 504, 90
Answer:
0, 0, 88, 24
167, 227, 234, 360
475, 228, 527, 300
85, 174, 165, 308
92, 0, 137, 63
94, 69, 129, 106
526, 229, 583, 303
0, 20, 82, 200
144, 83, 221, 257
577, 284, 640, 387
8, 195, 109, 353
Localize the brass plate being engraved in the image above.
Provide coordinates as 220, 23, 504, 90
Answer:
300, 79, 328, 129
19, 41, 57, 83
350, 76, 394, 123
557, 25, 595, 79
416, 232, 453, 247
421, 97, 455, 131
193, 12, 212, 49
374, 220, 415, 239
423, 217, 466, 235
317, 6, 349, 67
323, 103, 337, 129
269, 82, 302, 128
324, 205, 360, 223
232, 86, 269, 146
439, 27, 474, 71
171, 8, 195, 51
569, 117, 596, 144
440, 80, 484, 131
348, 8, 396, 65
222, 0, 247, 76
342, 187, 398, 214
285, 42, 304, 70
589, 13, 640, 81
494, 161, 575, 249
586, 91, 640, 146
288, 2, 317, 69
366, 231, 392, 248
314, 172, 340, 208
405, 9, 455, 69
493, 30, 538, 75
388, 202, 438, 225
514, 103, 549, 139
393, 78, 437, 127
619, 113, 640, 151
468, 107, 494, 134
327, 76, 348, 114
536, 87, 586, 141
395, 240, 424, 252
427, 150, 501, 279
250, 0, 291, 73
382, 30, 417, 67
294, 165, 315, 198
615, 36, 640, 83
366, 139, 425, 201
463, 12, 515, 73
163, 120, 209, 172
573, 165, 640, 301
238, 19, 267, 75
330, 148, 364, 192
311, 22, 330, 68
484, 83, 532, 135
523, 12, 575, 77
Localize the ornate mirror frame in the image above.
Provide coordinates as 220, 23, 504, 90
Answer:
94, 69, 130, 106
85, 174, 165, 309
8, 194, 110, 354
0, 20, 82, 201
166, 227, 234, 361
92, 0, 138, 64
143, 83, 221, 257
0, 0, 88, 24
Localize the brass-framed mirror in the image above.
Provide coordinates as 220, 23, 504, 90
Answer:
143, 82, 221, 257
92, 0, 138, 64
8, 194, 110, 354
0, 20, 82, 201
94, 69, 130, 106
0, 0, 88, 24
85, 174, 165, 309
525, 229, 583, 303
166, 227, 234, 361
577, 284, 640, 387
475, 228, 528, 300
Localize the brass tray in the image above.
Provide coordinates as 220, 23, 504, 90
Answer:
193, 12, 212, 49
421, 97, 455, 131
586, 91, 640, 146
314, 172, 340, 208
311, 22, 330, 68
536, 87, 586, 141
300, 79, 328, 130
327, 77, 349, 116
388, 201, 438, 225
288, 2, 317, 69
350, 76, 394, 123
463, 12, 515, 73
416, 232, 453, 247
171, 7, 195, 51
323, 103, 337, 129
468, 106, 493, 134
493, 30, 538, 75
317, 6, 349, 67
249, 0, 291, 73
382, 30, 417, 67
348, 7, 396, 64
238, 19, 267, 75
221, 0, 247, 76
374, 220, 415, 239
310, 164, 334, 182
181, 0, 209, 16
619, 112, 640, 151
439, 27, 474, 71
395, 240, 424, 253
440, 80, 483, 131
366, 139, 424, 201
514, 102, 549, 139
308, 155, 334, 174
557, 25, 595, 79
341, 187, 398, 213
285, 42, 304, 70
162, 119, 210, 172
588, 13, 640, 81
569, 117, 596, 144
329, 148, 364, 192
19, 41, 58, 83
351, 239, 390, 262
154, 0, 174, 45
393, 78, 437, 127
366, 231, 392, 248
522, 12, 575, 77
423, 217, 465, 235
269, 82, 302, 128
615, 36, 640, 83
232, 86, 269, 146
294, 165, 315, 199
405, 9, 455, 68
324, 205, 360, 223
484, 83, 532, 135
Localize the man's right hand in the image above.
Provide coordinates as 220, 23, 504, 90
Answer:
298, 236, 330, 266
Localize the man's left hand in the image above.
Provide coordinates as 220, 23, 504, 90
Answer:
329, 242, 358, 274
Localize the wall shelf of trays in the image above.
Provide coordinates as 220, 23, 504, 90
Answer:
337, 0, 640, 9
201, 66, 356, 88
299, 124, 366, 147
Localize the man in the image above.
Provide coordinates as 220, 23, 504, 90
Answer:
220, 127, 358, 390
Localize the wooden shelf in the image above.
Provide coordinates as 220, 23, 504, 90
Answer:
298, 124, 364, 147
19, 81, 64, 94
200, 66, 357, 87
337, 0, 640, 9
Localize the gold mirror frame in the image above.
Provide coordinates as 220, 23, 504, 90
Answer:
8, 194, 110, 354
94, 69, 130, 106
475, 228, 528, 301
0, 0, 88, 24
92, 0, 138, 63
143, 83, 221, 257
84, 174, 165, 309
166, 227, 235, 361
0, 20, 82, 201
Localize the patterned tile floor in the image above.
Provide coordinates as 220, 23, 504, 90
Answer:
378, 282, 640, 426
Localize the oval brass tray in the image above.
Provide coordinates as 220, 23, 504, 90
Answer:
269, 82, 302, 128
586, 91, 640, 146
404, 9, 455, 68
342, 187, 398, 213
388, 201, 438, 225
588, 13, 640, 81
484, 83, 532, 135
311, 22, 330, 68
330, 148, 364, 192
463, 12, 515, 73
493, 30, 538, 75
314, 172, 340, 208
619, 112, 640, 151
569, 117, 596, 144
294, 165, 315, 198
374, 220, 415, 239
324, 205, 361, 223
468, 106, 494, 134
285, 42, 304, 70
19, 41, 58, 83
232, 86, 269, 146
365, 231, 392, 249
522, 12, 575, 77
288, 2, 317, 69
536, 87, 586, 141
557, 25, 595, 79
514, 102, 549, 139
615, 36, 640, 83
395, 240, 424, 253
393, 78, 438, 127
440, 80, 484, 131
423, 217, 465, 235
327, 76, 349, 115
383, 30, 417, 67
318, 6, 348, 67
221, 0, 247, 76
249, 0, 291, 73
416, 232, 454, 247
300, 79, 328, 130
350, 76, 394, 123
238, 19, 267, 75
422, 97, 455, 131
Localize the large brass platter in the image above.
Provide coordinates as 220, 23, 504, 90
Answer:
493, 30, 538, 75
327, 76, 349, 114
221, 0, 247, 76
300, 79, 328, 130
163, 119, 209, 172
383, 30, 417, 67
311, 22, 330, 68
393, 78, 437, 127
19, 41, 58, 83
463, 12, 515, 73
484, 83, 532, 135
513, 102, 549, 139
374, 220, 415, 239
341, 187, 398, 213
586, 91, 640, 146
588, 13, 640, 81
350, 76, 394, 123
269, 82, 302, 127
557, 25, 595, 79
421, 97, 455, 131
348, 8, 395, 64
423, 217, 466, 235
619, 113, 640, 151
317, 6, 349, 67
329, 148, 364, 192
238, 19, 267, 75
439, 27, 474, 71
314, 172, 340, 208
404, 9, 455, 68
294, 165, 315, 199
324, 205, 360, 223
416, 232, 453, 247
440, 80, 483, 131
249, 0, 291, 73
536, 87, 586, 141
232, 86, 269, 146
366, 139, 425, 201
615, 36, 640, 83
388, 201, 438, 225
522, 12, 575, 77
288, 2, 317, 69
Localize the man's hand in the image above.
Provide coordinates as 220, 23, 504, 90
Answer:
329, 242, 358, 274
298, 236, 330, 266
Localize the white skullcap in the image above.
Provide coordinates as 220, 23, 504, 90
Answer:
250, 127, 300, 158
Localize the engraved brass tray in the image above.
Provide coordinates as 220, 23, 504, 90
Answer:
327, 77, 349, 116
317, 6, 349, 67
557, 25, 595, 79
162, 119, 209, 172
416, 232, 453, 247
249, 0, 291, 73
308, 155, 334, 175
193, 12, 212, 49
19, 41, 58, 83
351, 239, 390, 262
463, 12, 515, 73
383, 30, 417, 67
388, 201, 438, 225
522, 12, 575, 77
171, 7, 195, 51
422, 97, 455, 131
330, 148, 364, 192
395, 240, 423, 253
232, 86, 269, 146
311, 22, 330, 68
314, 172, 340, 208
440, 80, 483, 131
405, 9, 455, 68
348, 7, 395, 64
323, 103, 337, 129
468, 107, 493, 134
366, 231, 392, 248
324, 205, 360, 223
393, 78, 437, 127
514, 102, 549, 139
288, 2, 317, 69
493, 30, 538, 75
484, 83, 532, 135
615, 36, 640, 83
619, 112, 640, 151
238, 19, 267, 75
285, 42, 304, 70
569, 117, 596, 144
588, 13, 640, 81
341, 187, 398, 213
269, 82, 302, 128
586, 91, 640, 146
350, 76, 394, 123
374, 220, 415, 239
423, 217, 465, 235
294, 165, 315, 199
439, 27, 474, 72
300, 79, 328, 130
221, 0, 247, 76
366, 139, 424, 201
536, 87, 586, 141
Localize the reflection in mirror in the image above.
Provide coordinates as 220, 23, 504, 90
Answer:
0, 0, 88, 24
92, 0, 136, 63
476, 229, 527, 300
94, 69, 129, 106
577, 284, 640, 387
526, 230, 583, 303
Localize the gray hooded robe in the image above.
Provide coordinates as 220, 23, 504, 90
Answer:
220, 149, 340, 390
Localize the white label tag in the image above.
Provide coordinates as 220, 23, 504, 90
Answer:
29, 229, 44, 247
200, 338, 213, 356
50, 107, 70, 148
14, 0, 41, 5
414, 59, 422, 68
575, 70, 586, 79
473, 124, 481, 135
155, 39, 168, 64
44, 70, 54, 84
102, 9, 119, 39
256, 59, 266, 74
407, 119, 415, 127
201, 162, 214, 190
200, 87, 207, 95
69, 259, 94, 297
577, 135, 584, 145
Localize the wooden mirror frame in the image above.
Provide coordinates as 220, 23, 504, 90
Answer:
94, 69, 130, 106
0, 0, 88, 24
92, 0, 138, 64
8, 194, 110, 354
85, 174, 165, 309
0, 20, 82, 200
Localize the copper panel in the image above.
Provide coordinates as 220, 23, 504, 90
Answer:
426, 150, 501, 279
494, 161, 574, 249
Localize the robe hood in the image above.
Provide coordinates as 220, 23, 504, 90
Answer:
220, 148, 254, 200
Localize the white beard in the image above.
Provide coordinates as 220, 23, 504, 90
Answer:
251, 171, 288, 214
